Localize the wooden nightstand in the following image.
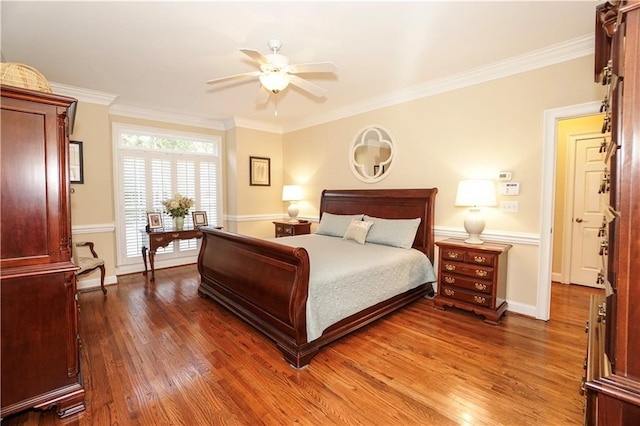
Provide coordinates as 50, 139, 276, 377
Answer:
434, 238, 511, 325
273, 221, 311, 238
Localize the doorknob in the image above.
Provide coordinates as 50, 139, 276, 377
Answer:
575, 218, 585, 223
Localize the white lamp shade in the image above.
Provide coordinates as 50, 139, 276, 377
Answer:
282, 185, 303, 201
455, 179, 497, 207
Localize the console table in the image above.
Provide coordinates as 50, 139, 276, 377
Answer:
141, 228, 203, 281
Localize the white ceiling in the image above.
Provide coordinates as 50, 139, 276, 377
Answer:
1, 1, 599, 132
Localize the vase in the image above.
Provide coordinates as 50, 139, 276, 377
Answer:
174, 216, 185, 230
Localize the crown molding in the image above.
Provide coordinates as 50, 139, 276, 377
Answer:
108, 104, 227, 131
50, 34, 593, 135
50, 82, 119, 106
283, 34, 594, 133
224, 117, 283, 134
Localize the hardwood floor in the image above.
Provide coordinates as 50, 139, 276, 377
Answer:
3, 266, 601, 425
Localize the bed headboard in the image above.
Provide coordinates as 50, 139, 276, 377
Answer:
319, 188, 438, 262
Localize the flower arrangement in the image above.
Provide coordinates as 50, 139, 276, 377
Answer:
162, 193, 194, 218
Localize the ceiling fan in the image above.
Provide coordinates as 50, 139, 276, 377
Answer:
206, 39, 337, 103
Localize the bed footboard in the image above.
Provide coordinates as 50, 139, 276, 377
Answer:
197, 227, 314, 367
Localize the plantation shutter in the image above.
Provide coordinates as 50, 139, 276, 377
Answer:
122, 156, 147, 259
114, 124, 222, 268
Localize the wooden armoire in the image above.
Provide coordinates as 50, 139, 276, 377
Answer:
0, 85, 85, 418
584, 1, 640, 424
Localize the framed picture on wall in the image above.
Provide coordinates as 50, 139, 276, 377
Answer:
250, 156, 271, 186
69, 141, 84, 184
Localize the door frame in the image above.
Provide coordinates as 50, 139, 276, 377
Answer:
538, 101, 600, 320
561, 132, 606, 285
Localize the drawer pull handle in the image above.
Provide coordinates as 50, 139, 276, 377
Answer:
445, 264, 456, 271
475, 270, 488, 277
171, 233, 181, 238
153, 237, 164, 242
447, 252, 459, 259
474, 256, 486, 263
474, 282, 487, 291
444, 276, 455, 284
444, 288, 455, 296
473, 295, 486, 304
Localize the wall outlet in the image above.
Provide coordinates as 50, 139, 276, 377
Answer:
500, 201, 519, 213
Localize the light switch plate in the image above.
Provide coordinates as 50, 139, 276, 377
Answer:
500, 201, 519, 213
499, 182, 520, 195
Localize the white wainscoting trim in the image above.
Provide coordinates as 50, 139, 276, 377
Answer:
225, 214, 290, 222
72, 222, 116, 234
435, 226, 539, 246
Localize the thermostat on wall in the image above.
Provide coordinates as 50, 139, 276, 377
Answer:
498, 171, 512, 181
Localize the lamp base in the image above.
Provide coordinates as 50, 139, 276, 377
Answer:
463, 208, 486, 245
464, 236, 485, 245
287, 202, 299, 223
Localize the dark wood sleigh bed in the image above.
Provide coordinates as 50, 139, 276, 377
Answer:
197, 188, 437, 368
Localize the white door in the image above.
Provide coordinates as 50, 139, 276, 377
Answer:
569, 135, 606, 287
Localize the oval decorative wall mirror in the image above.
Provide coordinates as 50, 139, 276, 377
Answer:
349, 125, 395, 183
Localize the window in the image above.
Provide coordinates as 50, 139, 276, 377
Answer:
113, 123, 222, 268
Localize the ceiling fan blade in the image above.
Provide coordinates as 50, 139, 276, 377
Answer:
240, 48, 269, 65
255, 86, 271, 105
206, 71, 261, 85
288, 62, 337, 74
289, 75, 327, 98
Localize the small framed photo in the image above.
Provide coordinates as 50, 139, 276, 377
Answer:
69, 141, 84, 184
192, 211, 208, 227
250, 156, 271, 186
147, 212, 163, 230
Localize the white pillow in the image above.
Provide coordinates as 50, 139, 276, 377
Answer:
343, 219, 374, 244
316, 213, 364, 237
363, 215, 421, 249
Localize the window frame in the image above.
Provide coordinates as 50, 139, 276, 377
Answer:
112, 122, 223, 271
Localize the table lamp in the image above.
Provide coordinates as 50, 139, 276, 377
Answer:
282, 185, 303, 223
455, 179, 497, 244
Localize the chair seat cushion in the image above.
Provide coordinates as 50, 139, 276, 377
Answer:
75, 256, 104, 273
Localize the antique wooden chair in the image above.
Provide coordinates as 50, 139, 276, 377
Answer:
73, 241, 106, 294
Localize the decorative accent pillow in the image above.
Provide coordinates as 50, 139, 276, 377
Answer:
363, 215, 421, 249
343, 219, 374, 245
316, 213, 364, 237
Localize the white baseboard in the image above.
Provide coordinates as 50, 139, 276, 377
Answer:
77, 275, 118, 291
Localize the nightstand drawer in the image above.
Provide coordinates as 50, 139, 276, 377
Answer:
273, 221, 311, 238
466, 251, 496, 267
440, 274, 493, 294
441, 247, 466, 261
275, 224, 293, 236
440, 285, 492, 307
441, 260, 494, 280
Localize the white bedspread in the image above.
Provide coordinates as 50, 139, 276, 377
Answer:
272, 234, 436, 342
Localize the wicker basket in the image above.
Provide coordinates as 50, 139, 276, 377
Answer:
1, 62, 52, 93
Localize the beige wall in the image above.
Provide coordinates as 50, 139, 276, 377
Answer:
552, 114, 605, 278
282, 55, 604, 313
69, 55, 603, 314
232, 127, 284, 237
69, 102, 116, 288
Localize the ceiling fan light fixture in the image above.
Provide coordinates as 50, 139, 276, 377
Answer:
259, 71, 290, 94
